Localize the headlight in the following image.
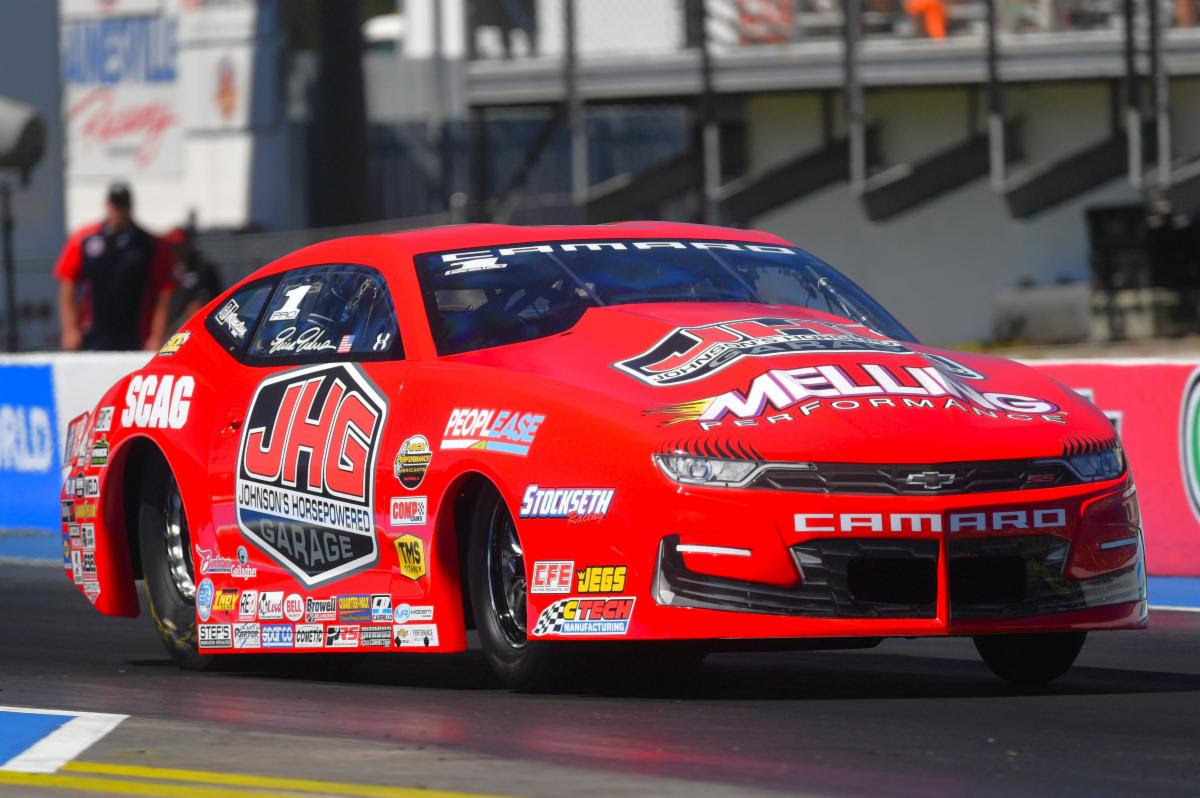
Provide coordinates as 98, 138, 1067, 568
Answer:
1066, 445, 1125, 482
654, 454, 759, 487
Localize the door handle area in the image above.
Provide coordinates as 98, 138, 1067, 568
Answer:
224, 417, 244, 434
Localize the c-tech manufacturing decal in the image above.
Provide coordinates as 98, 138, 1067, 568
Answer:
235, 364, 386, 587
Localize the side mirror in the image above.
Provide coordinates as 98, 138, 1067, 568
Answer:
0, 97, 45, 185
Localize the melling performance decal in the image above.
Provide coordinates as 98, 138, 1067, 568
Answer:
236, 363, 387, 587
614, 317, 911, 387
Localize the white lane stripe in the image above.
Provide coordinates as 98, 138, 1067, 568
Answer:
1149, 604, 1200, 613
0, 707, 127, 774
0, 556, 61, 567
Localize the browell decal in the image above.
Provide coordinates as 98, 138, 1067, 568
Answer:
793, 508, 1069, 535
531, 597, 635, 637
441, 408, 544, 456
649, 362, 1063, 429
121, 374, 193, 429
616, 318, 910, 387
519, 486, 614, 522
236, 364, 386, 587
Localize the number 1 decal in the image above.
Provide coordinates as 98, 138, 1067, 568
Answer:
269, 284, 313, 322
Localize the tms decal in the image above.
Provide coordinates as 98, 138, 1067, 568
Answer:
531, 597, 635, 636
519, 486, 614, 522
121, 374, 194, 429
793, 508, 1069, 534
649, 362, 1063, 429
615, 317, 910, 387
394, 534, 426, 580
390, 496, 427, 527
576, 566, 627, 593
441, 408, 544, 456
236, 363, 386, 587
530, 561, 574, 594
393, 435, 432, 489
393, 624, 438, 648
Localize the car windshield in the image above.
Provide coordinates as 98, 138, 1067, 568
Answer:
416, 239, 915, 355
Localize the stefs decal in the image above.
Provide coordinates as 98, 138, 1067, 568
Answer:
236, 363, 387, 587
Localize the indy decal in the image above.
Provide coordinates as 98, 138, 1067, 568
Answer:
614, 317, 911, 387
236, 363, 387, 587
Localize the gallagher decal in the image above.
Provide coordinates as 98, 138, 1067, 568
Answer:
615, 317, 910, 387
236, 363, 387, 587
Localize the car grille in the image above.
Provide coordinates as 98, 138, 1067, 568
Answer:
749, 459, 1078, 495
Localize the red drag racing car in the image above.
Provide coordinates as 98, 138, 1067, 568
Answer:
60, 222, 1145, 688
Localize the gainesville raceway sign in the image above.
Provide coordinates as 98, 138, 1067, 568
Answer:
1031, 359, 1200, 577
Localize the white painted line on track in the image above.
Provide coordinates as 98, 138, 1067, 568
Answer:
0, 706, 128, 774
1149, 604, 1200, 613
0, 556, 61, 567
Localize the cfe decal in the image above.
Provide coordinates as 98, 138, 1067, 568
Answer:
615, 317, 910, 387
236, 363, 386, 587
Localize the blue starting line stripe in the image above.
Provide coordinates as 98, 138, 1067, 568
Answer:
0, 706, 127, 774
1148, 577, 1200, 611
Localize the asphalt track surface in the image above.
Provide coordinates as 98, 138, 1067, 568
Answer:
3, 565, 1200, 798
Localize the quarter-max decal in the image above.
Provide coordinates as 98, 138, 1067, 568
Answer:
235, 363, 387, 587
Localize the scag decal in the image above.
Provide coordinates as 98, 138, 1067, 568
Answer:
531, 597, 635, 636
393, 435, 432, 489
616, 318, 910, 387
441, 408, 544, 456
394, 534, 426, 580
121, 374, 194, 429
519, 486, 613, 522
649, 362, 1062, 429
236, 363, 386, 587
390, 496, 427, 527
793, 508, 1069, 535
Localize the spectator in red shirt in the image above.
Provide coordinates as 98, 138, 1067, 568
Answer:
54, 183, 177, 351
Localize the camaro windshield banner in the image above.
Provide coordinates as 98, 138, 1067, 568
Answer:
1030, 360, 1200, 577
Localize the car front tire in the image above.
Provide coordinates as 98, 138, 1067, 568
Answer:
973, 631, 1086, 685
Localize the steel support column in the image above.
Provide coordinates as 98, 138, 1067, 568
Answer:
843, 0, 865, 194
986, 0, 1006, 189
564, 0, 588, 207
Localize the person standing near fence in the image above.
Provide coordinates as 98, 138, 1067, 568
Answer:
53, 183, 177, 351
164, 225, 223, 332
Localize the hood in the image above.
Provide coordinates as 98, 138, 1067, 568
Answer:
449, 303, 1116, 463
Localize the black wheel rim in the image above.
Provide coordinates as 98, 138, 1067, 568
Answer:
485, 499, 527, 648
162, 473, 195, 601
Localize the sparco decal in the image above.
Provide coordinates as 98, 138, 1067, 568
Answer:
615, 318, 910, 387
1181, 367, 1200, 524
793, 508, 1069, 534
393, 435, 432, 489
649, 362, 1062, 428
236, 363, 386, 587
531, 597, 635, 637
121, 374, 194, 429
519, 486, 614, 523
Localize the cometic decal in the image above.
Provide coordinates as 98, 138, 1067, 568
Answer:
236, 364, 386, 587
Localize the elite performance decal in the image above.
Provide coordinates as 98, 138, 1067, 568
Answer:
236, 363, 387, 587
614, 318, 910, 387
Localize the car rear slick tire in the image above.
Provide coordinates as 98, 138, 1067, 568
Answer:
138, 459, 214, 671
467, 485, 564, 691
973, 631, 1086, 685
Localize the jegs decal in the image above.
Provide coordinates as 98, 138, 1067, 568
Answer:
614, 317, 910, 387
235, 363, 387, 587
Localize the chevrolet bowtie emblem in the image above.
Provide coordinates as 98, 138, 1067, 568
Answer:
905, 471, 955, 490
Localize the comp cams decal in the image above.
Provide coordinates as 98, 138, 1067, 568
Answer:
616, 318, 910, 387
531, 597, 635, 637
390, 496, 427, 527
649, 362, 1063, 429
441, 408, 544, 456
236, 363, 387, 587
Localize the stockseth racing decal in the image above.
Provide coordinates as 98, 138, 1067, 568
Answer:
531, 597, 635, 636
519, 485, 614, 523
649, 361, 1063, 428
616, 318, 910, 387
441, 408, 544, 456
236, 363, 387, 587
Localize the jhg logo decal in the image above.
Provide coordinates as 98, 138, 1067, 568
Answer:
1181, 367, 1200, 524
236, 364, 386, 587
614, 317, 910, 387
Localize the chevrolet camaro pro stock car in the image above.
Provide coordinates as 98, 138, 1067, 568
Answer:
59, 222, 1145, 689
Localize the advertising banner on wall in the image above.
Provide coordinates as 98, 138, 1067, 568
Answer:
0, 365, 60, 552
61, 14, 183, 176
1031, 360, 1200, 578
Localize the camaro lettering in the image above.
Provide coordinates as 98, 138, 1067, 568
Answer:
794, 509, 1068, 534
